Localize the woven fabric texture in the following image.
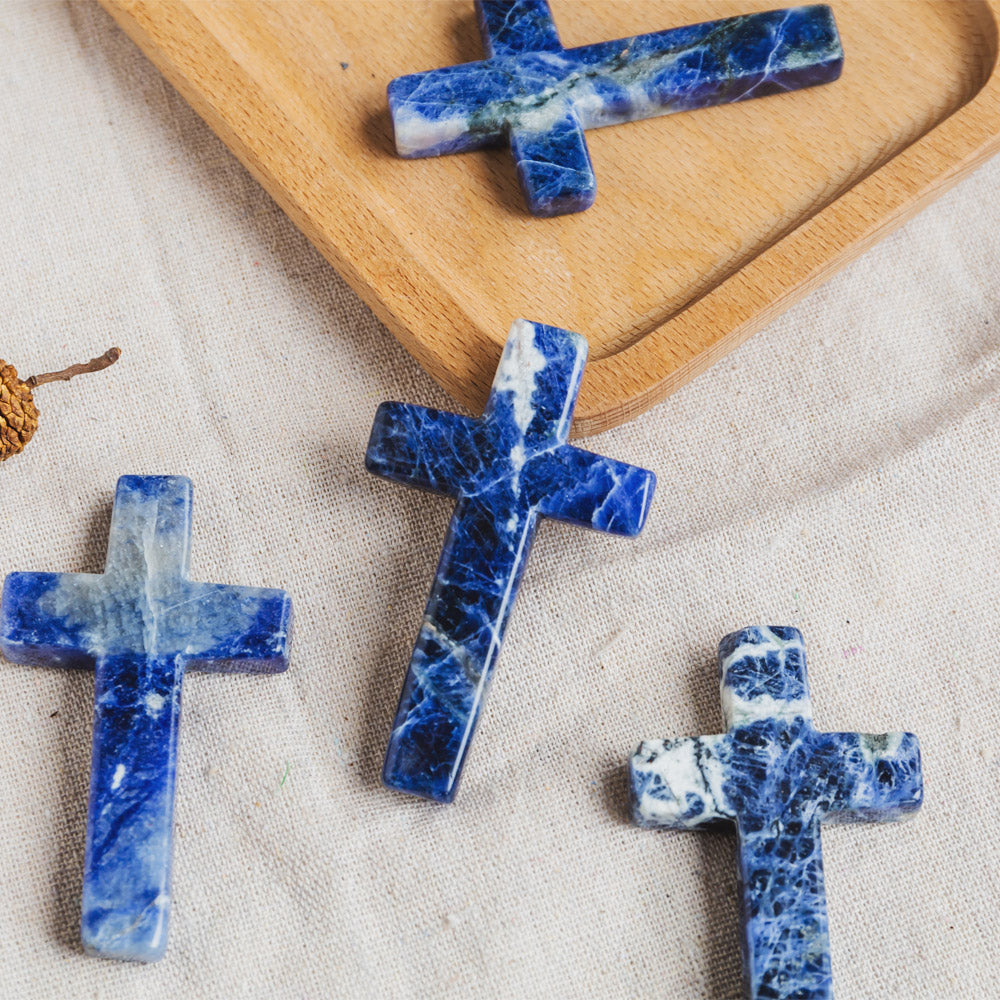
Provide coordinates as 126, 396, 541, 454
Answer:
0, 3, 997, 998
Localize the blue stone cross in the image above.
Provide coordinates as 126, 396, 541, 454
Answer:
367, 319, 655, 803
388, 1, 844, 215
0, 475, 293, 962
630, 626, 923, 1000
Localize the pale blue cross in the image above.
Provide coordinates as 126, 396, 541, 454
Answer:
0, 475, 293, 962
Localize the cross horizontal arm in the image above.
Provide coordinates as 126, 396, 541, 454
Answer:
0, 571, 98, 668
630, 734, 733, 828
817, 730, 923, 821
180, 582, 293, 672
566, 6, 843, 131
388, 62, 518, 158
530, 444, 655, 535
389, 1, 568, 158
366, 402, 482, 498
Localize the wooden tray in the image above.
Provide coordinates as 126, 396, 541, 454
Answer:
100, 0, 1000, 435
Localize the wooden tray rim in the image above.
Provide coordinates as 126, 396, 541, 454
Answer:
592, 0, 1000, 431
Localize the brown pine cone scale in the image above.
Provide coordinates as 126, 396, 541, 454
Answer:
0, 361, 39, 461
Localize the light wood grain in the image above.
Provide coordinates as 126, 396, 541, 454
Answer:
98, 0, 1000, 435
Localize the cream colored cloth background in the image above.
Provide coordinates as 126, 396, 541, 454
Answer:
0, 2, 997, 998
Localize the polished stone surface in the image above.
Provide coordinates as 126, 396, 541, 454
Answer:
0, 476, 292, 962
630, 626, 922, 999
367, 319, 655, 802
389, 1, 843, 215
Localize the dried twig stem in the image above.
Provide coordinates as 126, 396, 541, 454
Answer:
26, 347, 121, 389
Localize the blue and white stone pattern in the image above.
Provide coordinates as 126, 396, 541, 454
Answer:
367, 319, 655, 803
0, 475, 293, 962
629, 626, 922, 1000
388, 1, 843, 215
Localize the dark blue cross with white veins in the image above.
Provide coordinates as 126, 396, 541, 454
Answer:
388, 1, 843, 215
630, 626, 923, 999
367, 319, 656, 802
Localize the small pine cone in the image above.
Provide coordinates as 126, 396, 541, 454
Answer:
0, 361, 39, 461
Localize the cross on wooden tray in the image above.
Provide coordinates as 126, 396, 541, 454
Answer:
367, 319, 656, 802
0, 476, 293, 962
388, 0, 844, 215
630, 626, 923, 1000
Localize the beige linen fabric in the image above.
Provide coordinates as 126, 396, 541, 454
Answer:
0, 2, 997, 997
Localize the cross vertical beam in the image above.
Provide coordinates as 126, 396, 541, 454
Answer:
389, 1, 843, 215
0, 475, 293, 962
83, 651, 182, 959
367, 319, 655, 802
629, 626, 922, 999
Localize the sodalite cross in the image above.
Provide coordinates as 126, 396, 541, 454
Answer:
630, 627, 923, 1000
389, 1, 843, 215
367, 319, 655, 803
0, 476, 293, 963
